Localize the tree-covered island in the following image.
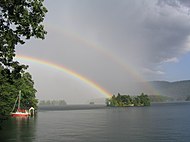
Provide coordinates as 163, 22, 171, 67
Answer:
106, 93, 150, 107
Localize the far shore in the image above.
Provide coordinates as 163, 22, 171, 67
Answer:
38, 104, 106, 111
38, 101, 190, 111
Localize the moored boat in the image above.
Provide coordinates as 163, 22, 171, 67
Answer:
11, 109, 30, 117
11, 91, 31, 117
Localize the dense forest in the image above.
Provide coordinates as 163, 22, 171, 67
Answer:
106, 93, 150, 107
0, 0, 47, 127
0, 66, 38, 125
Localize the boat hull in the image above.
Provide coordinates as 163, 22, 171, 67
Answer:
11, 112, 30, 117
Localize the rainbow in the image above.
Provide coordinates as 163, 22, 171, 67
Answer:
46, 25, 160, 95
46, 25, 147, 82
15, 55, 112, 98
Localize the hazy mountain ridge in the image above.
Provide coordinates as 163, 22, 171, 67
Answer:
149, 80, 190, 100
89, 80, 190, 104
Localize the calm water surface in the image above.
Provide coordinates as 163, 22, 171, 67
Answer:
1, 102, 190, 142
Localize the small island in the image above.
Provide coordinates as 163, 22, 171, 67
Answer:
106, 93, 150, 107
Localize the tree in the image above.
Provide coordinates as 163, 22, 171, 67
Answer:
15, 72, 38, 109
0, 66, 37, 125
133, 96, 141, 106
139, 93, 150, 106
121, 95, 132, 105
0, 0, 47, 68
0, 0, 47, 127
106, 93, 150, 107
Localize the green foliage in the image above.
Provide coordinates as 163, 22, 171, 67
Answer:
133, 96, 141, 106
107, 93, 151, 107
17, 72, 38, 109
0, 65, 37, 127
0, 0, 47, 127
0, 73, 37, 128
138, 93, 150, 106
0, 0, 47, 67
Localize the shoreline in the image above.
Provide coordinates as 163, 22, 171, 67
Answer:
37, 101, 190, 111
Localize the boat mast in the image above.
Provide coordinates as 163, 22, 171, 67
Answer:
18, 90, 21, 110
11, 96, 18, 112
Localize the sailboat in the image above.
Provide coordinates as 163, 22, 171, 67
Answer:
11, 91, 30, 117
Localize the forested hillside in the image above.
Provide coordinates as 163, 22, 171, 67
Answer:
149, 80, 190, 101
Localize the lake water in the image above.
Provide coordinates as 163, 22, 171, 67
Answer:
1, 102, 190, 142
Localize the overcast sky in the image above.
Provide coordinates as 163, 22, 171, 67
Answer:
16, 0, 190, 103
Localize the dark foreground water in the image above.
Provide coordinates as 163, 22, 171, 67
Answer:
1, 102, 190, 142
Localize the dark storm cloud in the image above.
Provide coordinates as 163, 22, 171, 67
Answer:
158, 0, 190, 8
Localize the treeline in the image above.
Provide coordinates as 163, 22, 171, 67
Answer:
0, 69, 38, 115
106, 93, 150, 107
0, 69, 38, 128
148, 95, 173, 102
0, 0, 47, 128
39, 100, 67, 106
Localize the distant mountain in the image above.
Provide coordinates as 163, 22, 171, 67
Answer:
148, 80, 190, 101
90, 80, 190, 103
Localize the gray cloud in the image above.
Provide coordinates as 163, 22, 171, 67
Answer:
55, 0, 190, 68
158, 0, 190, 8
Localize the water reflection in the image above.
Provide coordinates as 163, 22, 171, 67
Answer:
1, 103, 190, 142
1, 116, 37, 142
